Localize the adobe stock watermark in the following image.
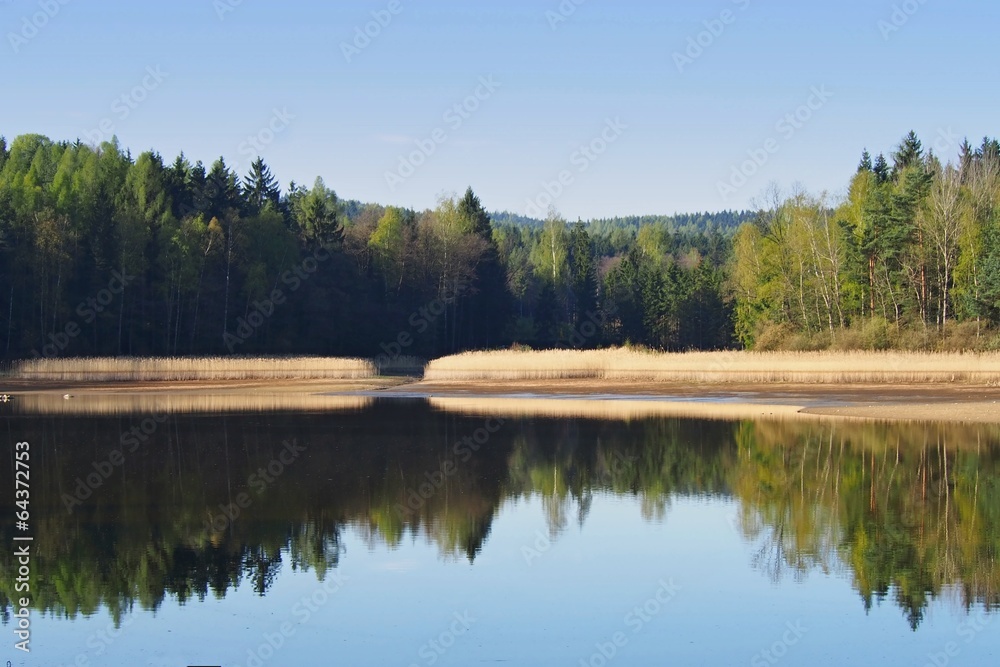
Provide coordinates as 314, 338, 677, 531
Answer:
204, 439, 306, 534
174, 107, 294, 221
54, 613, 138, 666
929, 126, 960, 157
61, 412, 169, 514
879, 0, 931, 41
524, 117, 627, 218
83, 66, 168, 146
394, 418, 506, 516
567, 304, 618, 347
242, 570, 350, 667
546, 0, 588, 31
717, 85, 833, 202
384, 75, 501, 192
750, 620, 808, 666
919, 609, 992, 667
214, 0, 246, 21
521, 453, 636, 566
375, 280, 469, 369
521, 529, 554, 566
673, 0, 751, 74
232, 107, 295, 174
8, 0, 72, 54
578, 578, 682, 667
341, 0, 405, 63
407, 611, 476, 667
224, 241, 331, 352
30, 269, 135, 358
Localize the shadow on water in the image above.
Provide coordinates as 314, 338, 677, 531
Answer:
1, 398, 998, 630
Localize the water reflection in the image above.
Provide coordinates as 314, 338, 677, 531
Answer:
1, 400, 998, 630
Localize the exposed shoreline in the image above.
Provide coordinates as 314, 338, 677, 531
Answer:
405, 379, 1000, 423
3, 376, 1000, 422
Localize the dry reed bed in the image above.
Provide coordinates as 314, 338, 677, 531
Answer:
11, 393, 374, 416
7, 357, 376, 382
428, 396, 812, 423
424, 349, 1000, 384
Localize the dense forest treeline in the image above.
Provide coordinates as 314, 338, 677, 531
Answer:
0, 133, 739, 359
2, 130, 999, 359
733, 132, 1000, 350
2, 407, 998, 629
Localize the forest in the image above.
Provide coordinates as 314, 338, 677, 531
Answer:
732, 132, 1000, 350
0, 130, 998, 360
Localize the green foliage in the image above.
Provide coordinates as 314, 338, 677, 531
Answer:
289, 176, 342, 246
242, 157, 281, 215
731, 131, 1000, 349
24, 127, 1000, 357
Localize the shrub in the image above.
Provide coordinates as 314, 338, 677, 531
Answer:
753, 322, 797, 351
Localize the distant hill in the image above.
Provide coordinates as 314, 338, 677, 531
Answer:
341, 199, 375, 221
344, 204, 755, 236
491, 210, 754, 235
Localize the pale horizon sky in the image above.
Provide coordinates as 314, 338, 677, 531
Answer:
2, 0, 997, 219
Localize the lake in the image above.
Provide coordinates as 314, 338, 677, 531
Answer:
2, 398, 998, 666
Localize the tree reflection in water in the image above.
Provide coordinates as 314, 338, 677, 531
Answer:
1, 400, 998, 629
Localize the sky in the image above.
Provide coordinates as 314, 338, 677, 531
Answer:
2, 0, 998, 219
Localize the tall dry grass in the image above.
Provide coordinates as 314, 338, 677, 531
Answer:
8, 357, 376, 382
424, 349, 1000, 384
12, 393, 374, 416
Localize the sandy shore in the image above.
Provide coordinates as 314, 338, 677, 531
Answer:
4, 376, 1000, 422
0, 378, 405, 415
400, 379, 1000, 423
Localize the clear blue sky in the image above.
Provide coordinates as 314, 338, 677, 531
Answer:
2, 0, 997, 218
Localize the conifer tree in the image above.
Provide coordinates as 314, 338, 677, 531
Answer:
858, 149, 873, 173
242, 157, 281, 215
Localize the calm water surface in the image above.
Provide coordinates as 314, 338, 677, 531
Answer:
1, 400, 998, 666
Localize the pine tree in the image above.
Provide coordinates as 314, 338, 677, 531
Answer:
568, 220, 597, 335
858, 149, 873, 173
291, 177, 342, 247
980, 218, 1000, 321
189, 161, 208, 215
242, 157, 280, 215
166, 154, 194, 219
893, 131, 923, 172
203, 158, 241, 220
979, 137, 1000, 162
458, 187, 491, 239
457, 187, 511, 348
603, 249, 644, 344
873, 153, 890, 183
959, 139, 974, 178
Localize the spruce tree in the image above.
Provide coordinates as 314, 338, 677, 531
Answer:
243, 157, 281, 215
568, 220, 597, 337
458, 186, 512, 348
291, 177, 342, 247
203, 158, 241, 220
458, 187, 491, 238
958, 140, 974, 179
893, 131, 923, 172
858, 149, 872, 173
873, 153, 890, 183
166, 154, 194, 219
980, 137, 1000, 161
